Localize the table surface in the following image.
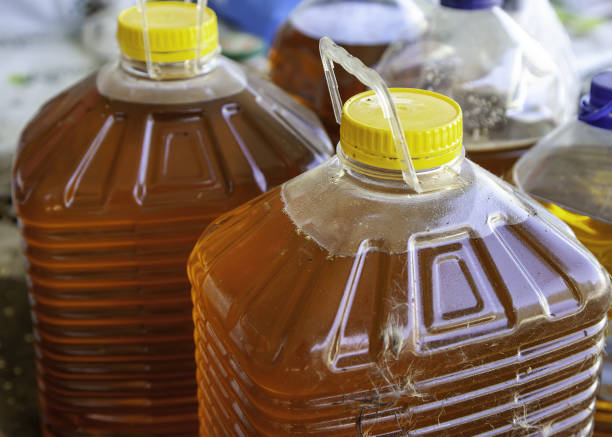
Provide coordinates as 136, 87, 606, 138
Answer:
0, 276, 39, 437
0, 191, 40, 437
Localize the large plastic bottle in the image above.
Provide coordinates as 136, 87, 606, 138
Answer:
377, 0, 576, 177
12, 2, 332, 435
269, 0, 428, 142
512, 71, 612, 434
188, 38, 611, 435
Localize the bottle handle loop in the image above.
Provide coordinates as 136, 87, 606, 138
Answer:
319, 36, 422, 192
136, 0, 209, 79
136, 0, 157, 79
194, 0, 208, 75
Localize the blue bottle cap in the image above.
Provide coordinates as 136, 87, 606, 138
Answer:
579, 72, 612, 130
441, 0, 503, 9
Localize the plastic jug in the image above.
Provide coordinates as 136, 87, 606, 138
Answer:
269, 0, 429, 142
512, 71, 612, 434
377, 0, 577, 178
503, 0, 579, 89
188, 38, 611, 435
12, 1, 332, 435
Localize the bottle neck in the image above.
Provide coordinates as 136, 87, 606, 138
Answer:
119, 47, 221, 81
337, 145, 465, 194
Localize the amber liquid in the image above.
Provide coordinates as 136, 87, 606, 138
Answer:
537, 202, 612, 435
541, 203, 612, 275
270, 2, 402, 143
13, 74, 325, 436
467, 145, 532, 178
190, 187, 608, 436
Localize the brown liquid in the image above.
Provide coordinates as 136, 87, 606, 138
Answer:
269, 2, 400, 143
467, 145, 531, 178
13, 74, 327, 436
189, 186, 609, 436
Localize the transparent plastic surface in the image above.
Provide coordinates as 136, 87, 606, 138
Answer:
377, 4, 574, 176
269, 0, 428, 141
13, 49, 332, 437
513, 120, 611, 228
285, 155, 532, 255
190, 38, 611, 435
504, 0, 579, 100
513, 118, 612, 434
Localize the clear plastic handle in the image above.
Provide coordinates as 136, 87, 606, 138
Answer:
319, 36, 422, 192
194, 0, 208, 74
136, 0, 158, 79
137, 0, 209, 79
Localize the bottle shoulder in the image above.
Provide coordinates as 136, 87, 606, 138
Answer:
96, 57, 247, 105
13, 74, 331, 224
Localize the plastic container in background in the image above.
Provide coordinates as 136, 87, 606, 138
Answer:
377, 0, 576, 177
81, 0, 135, 62
269, 0, 428, 142
553, 0, 612, 87
503, 0, 579, 101
12, 2, 332, 435
512, 71, 612, 434
208, 0, 301, 45
188, 37, 611, 436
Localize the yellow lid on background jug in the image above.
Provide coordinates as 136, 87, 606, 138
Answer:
117, 1, 219, 63
341, 88, 463, 171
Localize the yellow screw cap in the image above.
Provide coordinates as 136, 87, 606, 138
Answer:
117, 2, 218, 63
341, 88, 463, 171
